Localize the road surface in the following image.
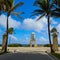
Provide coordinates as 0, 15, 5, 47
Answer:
0, 52, 54, 60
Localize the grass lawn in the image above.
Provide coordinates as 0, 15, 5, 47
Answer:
52, 53, 60, 59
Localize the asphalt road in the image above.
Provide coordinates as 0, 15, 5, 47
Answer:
0, 52, 54, 60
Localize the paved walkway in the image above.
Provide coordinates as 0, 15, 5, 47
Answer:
0, 52, 54, 60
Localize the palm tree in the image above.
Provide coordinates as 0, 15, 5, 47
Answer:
7, 28, 14, 34
52, 0, 60, 17
2, 27, 14, 52
53, 0, 60, 6
51, 28, 58, 33
51, 27, 59, 38
51, 27, 59, 40
51, 27, 59, 37
7, 28, 14, 44
0, 0, 6, 14
0, 0, 14, 14
1, 0, 24, 52
32, 0, 56, 53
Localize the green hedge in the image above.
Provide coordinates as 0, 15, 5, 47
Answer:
44, 44, 53, 47
8, 44, 22, 47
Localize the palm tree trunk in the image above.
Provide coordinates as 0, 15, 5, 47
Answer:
5, 14, 9, 52
47, 15, 54, 53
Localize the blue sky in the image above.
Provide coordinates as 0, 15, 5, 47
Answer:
0, 0, 60, 45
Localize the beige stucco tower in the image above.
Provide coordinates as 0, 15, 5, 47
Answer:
2, 33, 7, 52
30, 32, 37, 47
52, 33, 58, 51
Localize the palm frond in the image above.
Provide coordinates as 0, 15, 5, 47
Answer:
30, 9, 45, 17
36, 13, 46, 21
53, 0, 57, 4
16, 15, 23, 19
30, 13, 40, 17
34, 0, 46, 10
54, 8, 60, 12
33, 10, 44, 13
11, 12, 24, 15
9, 2, 24, 13
12, 13, 23, 19
34, 0, 42, 7
11, 12, 24, 19
51, 12, 60, 17
6, 0, 14, 8
8, 27, 14, 34
51, 27, 57, 33
51, 27, 59, 34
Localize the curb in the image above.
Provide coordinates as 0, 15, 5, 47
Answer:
47, 53, 60, 60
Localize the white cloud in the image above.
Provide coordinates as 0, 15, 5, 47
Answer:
50, 18, 58, 24
40, 37, 48, 42
22, 16, 47, 32
56, 24, 60, 44
50, 25, 54, 31
57, 24, 60, 32
9, 35, 17, 41
22, 16, 57, 32
0, 39, 2, 44
0, 29, 2, 32
21, 35, 30, 44
9, 17, 21, 28
58, 36, 60, 44
39, 37, 49, 44
0, 14, 21, 29
0, 15, 57, 32
51, 20, 58, 24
